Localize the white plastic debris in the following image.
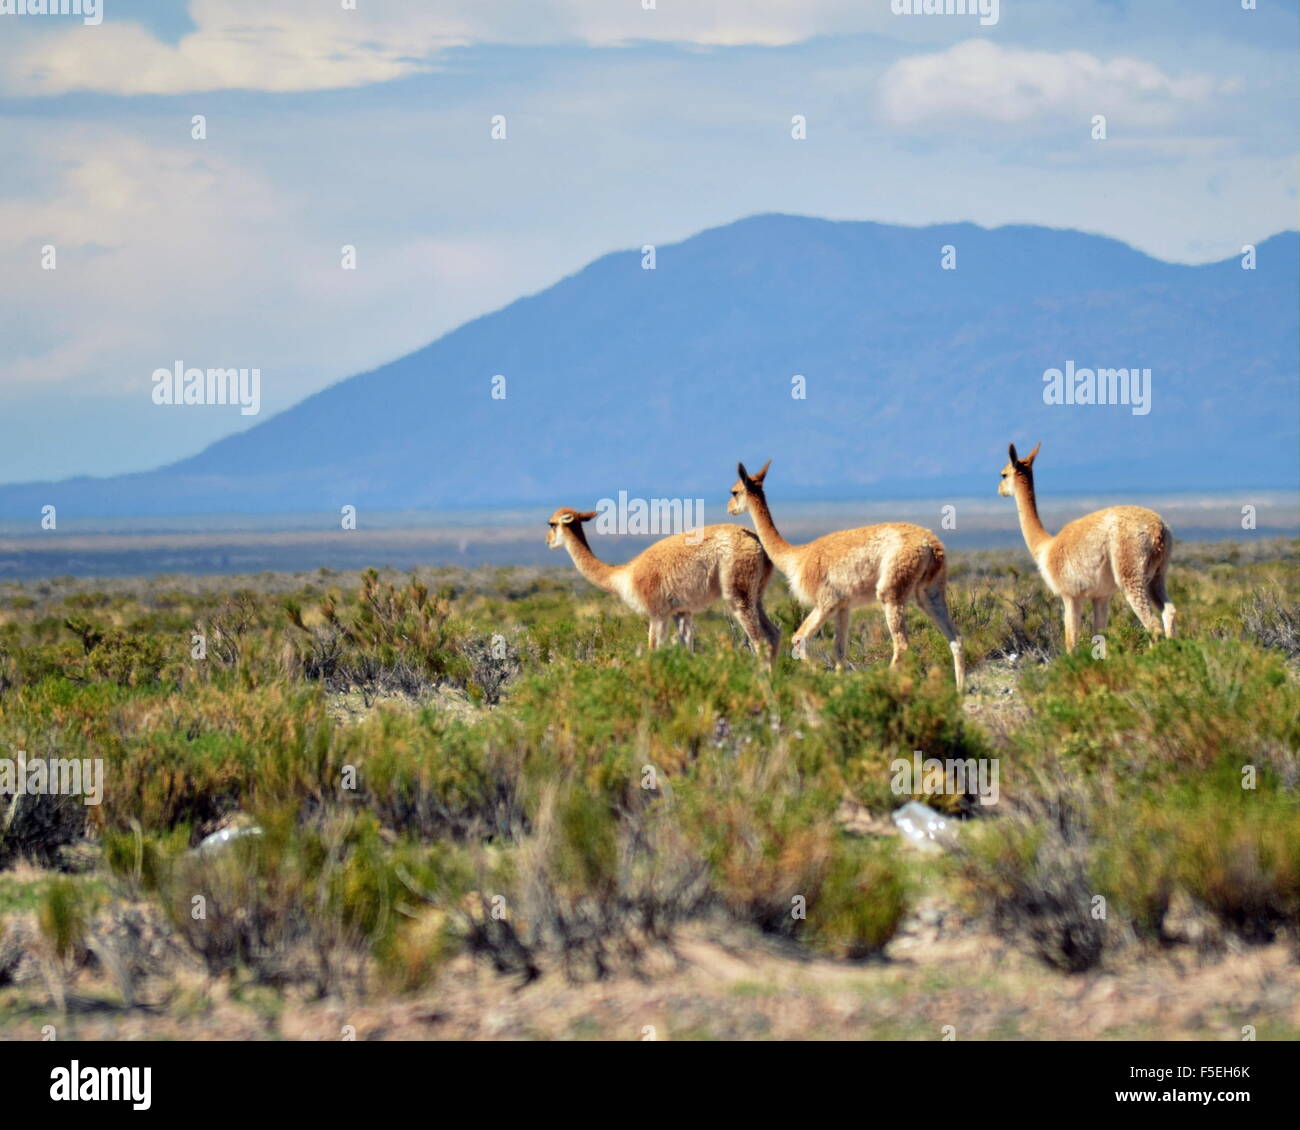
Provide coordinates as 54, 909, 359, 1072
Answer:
891, 801, 958, 853
191, 825, 263, 857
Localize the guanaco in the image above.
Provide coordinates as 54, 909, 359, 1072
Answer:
546, 507, 781, 666
998, 442, 1175, 650
728, 462, 964, 691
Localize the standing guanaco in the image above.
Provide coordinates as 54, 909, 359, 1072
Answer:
727, 462, 964, 691
998, 442, 1175, 650
546, 507, 781, 666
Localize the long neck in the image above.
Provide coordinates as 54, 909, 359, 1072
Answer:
746, 489, 797, 569
1012, 472, 1053, 556
562, 525, 620, 592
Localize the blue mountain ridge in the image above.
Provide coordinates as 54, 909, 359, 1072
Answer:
3, 214, 1296, 518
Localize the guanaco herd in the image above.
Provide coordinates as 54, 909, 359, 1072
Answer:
546, 443, 1176, 693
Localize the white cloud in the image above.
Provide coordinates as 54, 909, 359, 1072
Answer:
0, 0, 899, 96
0, 128, 544, 405
0, 0, 1284, 99
2, 3, 451, 96
878, 39, 1224, 130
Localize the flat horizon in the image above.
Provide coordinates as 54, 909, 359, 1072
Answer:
1, 491, 1293, 581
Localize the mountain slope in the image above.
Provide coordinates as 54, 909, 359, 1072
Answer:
4, 215, 1297, 517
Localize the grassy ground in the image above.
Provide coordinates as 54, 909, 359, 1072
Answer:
0, 539, 1297, 1040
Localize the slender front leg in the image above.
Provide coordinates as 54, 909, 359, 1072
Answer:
1091, 596, 1110, 638
675, 612, 694, 650
834, 606, 850, 671
882, 600, 909, 667
791, 605, 832, 663
1062, 595, 1084, 652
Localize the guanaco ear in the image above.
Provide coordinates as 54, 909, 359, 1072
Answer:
752, 458, 772, 483
574, 510, 598, 522
559, 512, 575, 524
1008, 443, 1019, 464
1022, 442, 1041, 467
737, 461, 752, 484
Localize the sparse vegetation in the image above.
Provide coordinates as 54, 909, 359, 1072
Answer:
0, 538, 1296, 1038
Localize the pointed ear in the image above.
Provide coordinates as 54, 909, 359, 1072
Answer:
1023, 442, 1041, 466
574, 510, 598, 522
752, 458, 771, 483
1008, 443, 1019, 464
737, 461, 751, 484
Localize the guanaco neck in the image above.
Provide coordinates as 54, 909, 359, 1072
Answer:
1012, 471, 1053, 557
745, 488, 797, 570
562, 524, 620, 592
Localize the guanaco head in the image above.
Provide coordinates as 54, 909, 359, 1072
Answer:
546, 507, 597, 548
998, 442, 1041, 497
728, 459, 772, 515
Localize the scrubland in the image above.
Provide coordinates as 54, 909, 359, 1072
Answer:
0, 538, 1297, 1040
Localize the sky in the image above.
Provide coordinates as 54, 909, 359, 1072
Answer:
0, 0, 1295, 484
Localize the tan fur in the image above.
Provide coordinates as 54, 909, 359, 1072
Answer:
999, 442, 1176, 651
546, 507, 781, 666
728, 461, 965, 692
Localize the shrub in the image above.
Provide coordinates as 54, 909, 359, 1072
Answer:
64, 616, 173, 687
689, 779, 837, 936
38, 877, 99, 966
286, 570, 468, 699
396, 785, 710, 983
1112, 782, 1300, 945
807, 840, 910, 958
955, 785, 1107, 973
0, 763, 89, 869
1016, 638, 1300, 786
1240, 587, 1300, 661
156, 810, 408, 997
815, 660, 991, 813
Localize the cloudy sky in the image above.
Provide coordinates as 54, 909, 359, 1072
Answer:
0, 0, 1295, 483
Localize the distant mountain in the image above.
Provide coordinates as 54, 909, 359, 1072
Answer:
3, 215, 1296, 518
